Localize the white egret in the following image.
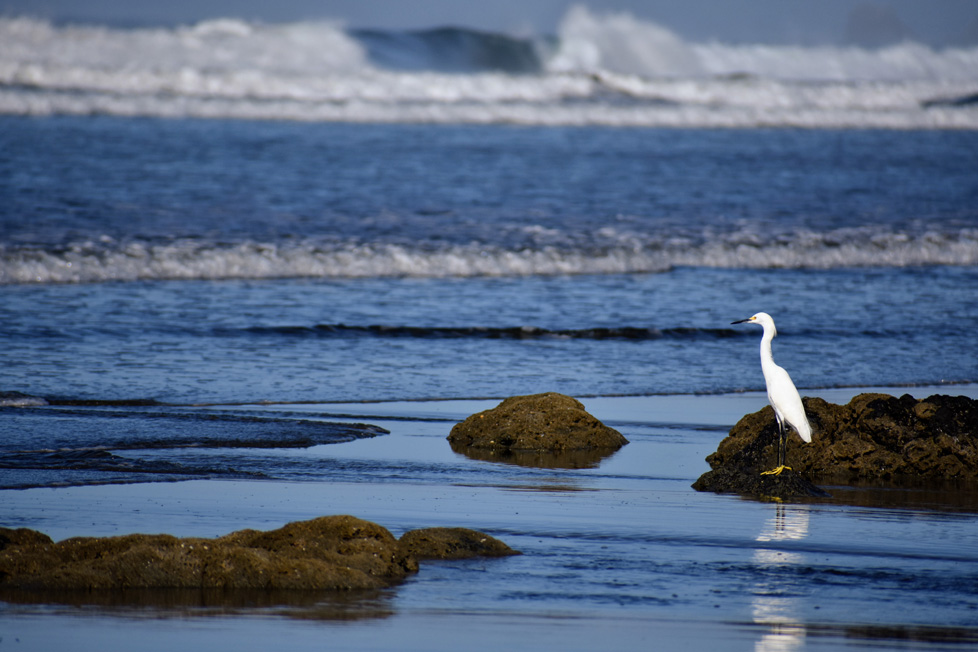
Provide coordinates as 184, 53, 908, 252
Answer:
731, 312, 812, 476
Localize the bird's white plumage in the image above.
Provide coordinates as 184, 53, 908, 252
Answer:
763, 360, 812, 443
738, 312, 812, 443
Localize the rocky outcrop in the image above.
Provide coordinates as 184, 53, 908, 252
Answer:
448, 393, 627, 468
399, 528, 519, 561
693, 393, 978, 499
0, 516, 517, 593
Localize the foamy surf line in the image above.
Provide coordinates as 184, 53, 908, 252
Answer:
2, 13, 978, 129
4, 87, 977, 129
3, 232, 977, 284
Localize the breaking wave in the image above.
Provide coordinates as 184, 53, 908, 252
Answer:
353, 25, 548, 74
1, 7, 977, 129
3, 229, 977, 284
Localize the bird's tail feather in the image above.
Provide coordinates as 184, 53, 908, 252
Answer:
795, 419, 812, 443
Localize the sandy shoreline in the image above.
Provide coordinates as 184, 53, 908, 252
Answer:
3, 386, 978, 651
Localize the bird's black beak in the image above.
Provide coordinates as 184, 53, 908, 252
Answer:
731, 318, 750, 325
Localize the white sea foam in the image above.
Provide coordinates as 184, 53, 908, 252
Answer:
551, 6, 978, 83
3, 230, 977, 284
0, 392, 48, 407
1, 11, 977, 129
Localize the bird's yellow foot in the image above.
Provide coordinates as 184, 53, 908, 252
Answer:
761, 465, 792, 476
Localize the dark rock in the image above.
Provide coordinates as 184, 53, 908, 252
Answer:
692, 465, 830, 500
0, 516, 519, 594
0, 527, 53, 549
800, 394, 978, 482
693, 393, 978, 499
447, 393, 627, 468
399, 528, 521, 561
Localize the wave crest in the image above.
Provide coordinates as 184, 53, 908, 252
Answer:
548, 6, 978, 82
0, 16, 369, 76
1, 12, 977, 128
3, 229, 976, 285
549, 5, 703, 77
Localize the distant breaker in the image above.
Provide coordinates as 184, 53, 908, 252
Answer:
3, 230, 977, 285
1, 14, 977, 128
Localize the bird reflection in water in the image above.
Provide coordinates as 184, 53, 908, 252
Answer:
752, 504, 810, 652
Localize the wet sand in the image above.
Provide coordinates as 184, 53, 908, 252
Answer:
2, 387, 977, 651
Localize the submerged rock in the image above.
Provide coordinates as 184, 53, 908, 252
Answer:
447, 393, 627, 468
694, 393, 978, 499
0, 516, 517, 593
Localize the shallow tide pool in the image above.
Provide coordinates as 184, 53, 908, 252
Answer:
2, 388, 977, 651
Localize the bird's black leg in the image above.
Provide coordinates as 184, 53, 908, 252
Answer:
778, 416, 786, 468
762, 415, 791, 476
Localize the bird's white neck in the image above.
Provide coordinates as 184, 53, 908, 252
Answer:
759, 324, 777, 371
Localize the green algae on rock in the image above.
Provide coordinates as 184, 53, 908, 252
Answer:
447, 393, 627, 468
399, 528, 520, 561
0, 516, 518, 594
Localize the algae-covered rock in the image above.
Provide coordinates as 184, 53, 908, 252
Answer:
447, 393, 627, 464
0, 516, 521, 595
399, 528, 521, 561
0, 515, 415, 592
693, 393, 978, 499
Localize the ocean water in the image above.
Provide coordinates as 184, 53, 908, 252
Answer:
2, 117, 977, 407
2, 7, 978, 651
